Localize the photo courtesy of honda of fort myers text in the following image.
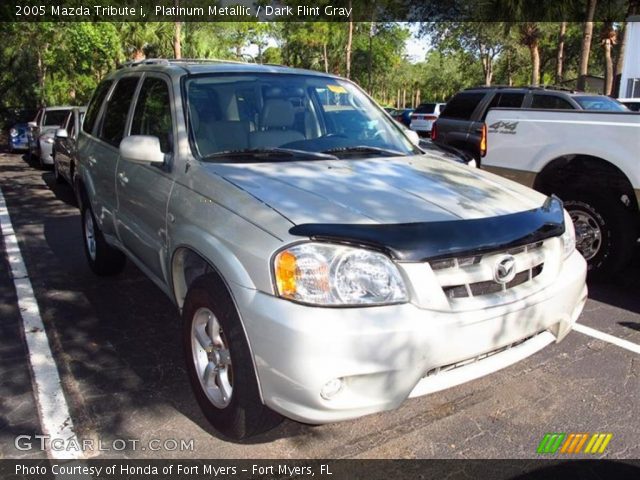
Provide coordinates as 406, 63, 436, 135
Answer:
1, 0, 640, 479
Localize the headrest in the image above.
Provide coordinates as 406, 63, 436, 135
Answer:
260, 99, 295, 128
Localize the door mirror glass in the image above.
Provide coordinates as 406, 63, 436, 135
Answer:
28, 121, 37, 128
55, 128, 68, 139
119, 135, 165, 165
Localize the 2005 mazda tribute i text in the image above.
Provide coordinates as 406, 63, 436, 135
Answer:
75, 59, 587, 439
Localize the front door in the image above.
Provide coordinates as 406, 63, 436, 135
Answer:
115, 74, 176, 282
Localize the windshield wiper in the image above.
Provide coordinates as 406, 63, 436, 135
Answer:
321, 146, 407, 157
200, 147, 338, 162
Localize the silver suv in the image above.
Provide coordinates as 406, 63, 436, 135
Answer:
76, 59, 587, 439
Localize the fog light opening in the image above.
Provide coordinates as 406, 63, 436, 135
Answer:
320, 378, 344, 400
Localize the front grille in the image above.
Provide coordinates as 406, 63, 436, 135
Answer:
431, 241, 547, 302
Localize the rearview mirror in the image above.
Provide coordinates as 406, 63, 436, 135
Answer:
55, 128, 68, 139
28, 121, 37, 128
119, 135, 165, 165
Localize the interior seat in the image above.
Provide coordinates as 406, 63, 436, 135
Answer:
249, 99, 305, 149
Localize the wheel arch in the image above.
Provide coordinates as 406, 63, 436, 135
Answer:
533, 154, 639, 213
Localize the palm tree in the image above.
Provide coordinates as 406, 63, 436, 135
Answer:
555, 21, 567, 84
577, 0, 598, 91
601, 21, 617, 95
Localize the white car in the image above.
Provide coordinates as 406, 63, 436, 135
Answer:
28, 106, 72, 168
77, 59, 587, 439
410, 102, 446, 136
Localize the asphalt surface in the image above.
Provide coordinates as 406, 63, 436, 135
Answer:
0, 149, 639, 460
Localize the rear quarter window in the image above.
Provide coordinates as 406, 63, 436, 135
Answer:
530, 95, 574, 110
83, 80, 113, 135
440, 92, 485, 120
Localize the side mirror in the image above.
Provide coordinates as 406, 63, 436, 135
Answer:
55, 128, 68, 139
28, 121, 37, 128
405, 129, 421, 146
119, 135, 165, 165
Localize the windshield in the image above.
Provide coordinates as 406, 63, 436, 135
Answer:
186, 73, 417, 161
574, 96, 628, 111
43, 110, 71, 126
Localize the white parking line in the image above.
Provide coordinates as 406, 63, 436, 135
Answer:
0, 187, 81, 460
573, 323, 640, 355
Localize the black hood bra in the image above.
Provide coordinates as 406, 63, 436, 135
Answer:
289, 196, 565, 262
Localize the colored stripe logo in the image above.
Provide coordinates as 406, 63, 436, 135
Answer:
537, 433, 612, 454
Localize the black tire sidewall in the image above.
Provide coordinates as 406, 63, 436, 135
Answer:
80, 203, 125, 276
564, 194, 635, 278
182, 274, 281, 439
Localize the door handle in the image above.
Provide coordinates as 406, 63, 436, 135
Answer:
117, 172, 129, 185
88, 156, 97, 166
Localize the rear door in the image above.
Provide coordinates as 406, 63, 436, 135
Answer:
435, 91, 487, 158
115, 74, 176, 282
84, 76, 140, 237
55, 111, 73, 178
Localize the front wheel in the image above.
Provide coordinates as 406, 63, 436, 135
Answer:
80, 203, 126, 276
563, 193, 637, 279
182, 274, 282, 439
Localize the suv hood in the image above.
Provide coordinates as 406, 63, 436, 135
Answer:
205, 154, 547, 226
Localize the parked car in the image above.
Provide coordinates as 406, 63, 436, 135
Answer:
28, 106, 73, 168
410, 103, 446, 136
76, 59, 586, 439
393, 108, 414, 127
432, 86, 629, 163
383, 107, 398, 115
53, 107, 86, 187
8, 123, 29, 152
618, 98, 640, 112
483, 107, 640, 278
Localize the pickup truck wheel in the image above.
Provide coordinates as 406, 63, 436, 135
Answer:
81, 204, 126, 276
564, 194, 636, 279
183, 274, 283, 439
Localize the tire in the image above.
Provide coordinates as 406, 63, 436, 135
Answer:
182, 273, 283, 439
80, 202, 126, 276
563, 193, 637, 279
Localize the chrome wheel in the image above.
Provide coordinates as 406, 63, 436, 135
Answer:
571, 210, 602, 261
84, 211, 97, 261
191, 307, 233, 408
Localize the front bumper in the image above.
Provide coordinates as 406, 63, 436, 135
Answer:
410, 120, 435, 133
233, 250, 587, 424
39, 140, 54, 165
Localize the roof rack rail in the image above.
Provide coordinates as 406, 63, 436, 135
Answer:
464, 84, 579, 93
117, 57, 254, 69
117, 58, 171, 69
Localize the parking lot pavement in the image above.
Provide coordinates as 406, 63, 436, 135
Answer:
0, 150, 639, 460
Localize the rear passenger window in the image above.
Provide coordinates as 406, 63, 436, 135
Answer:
482, 92, 525, 119
131, 77, 173, 153
99, 77, 139, 147
440, 93, 485, 120
83, 80, 113, 134
530, 95, 573, 110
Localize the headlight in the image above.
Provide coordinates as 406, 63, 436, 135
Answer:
561, 210, 576, 259
9, 128, 18, 137
273, 243, 408, 306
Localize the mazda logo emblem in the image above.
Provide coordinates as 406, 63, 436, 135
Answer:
494, 255, 517, 284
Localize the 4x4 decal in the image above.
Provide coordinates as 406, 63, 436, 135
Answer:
489, 120, 519, 134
